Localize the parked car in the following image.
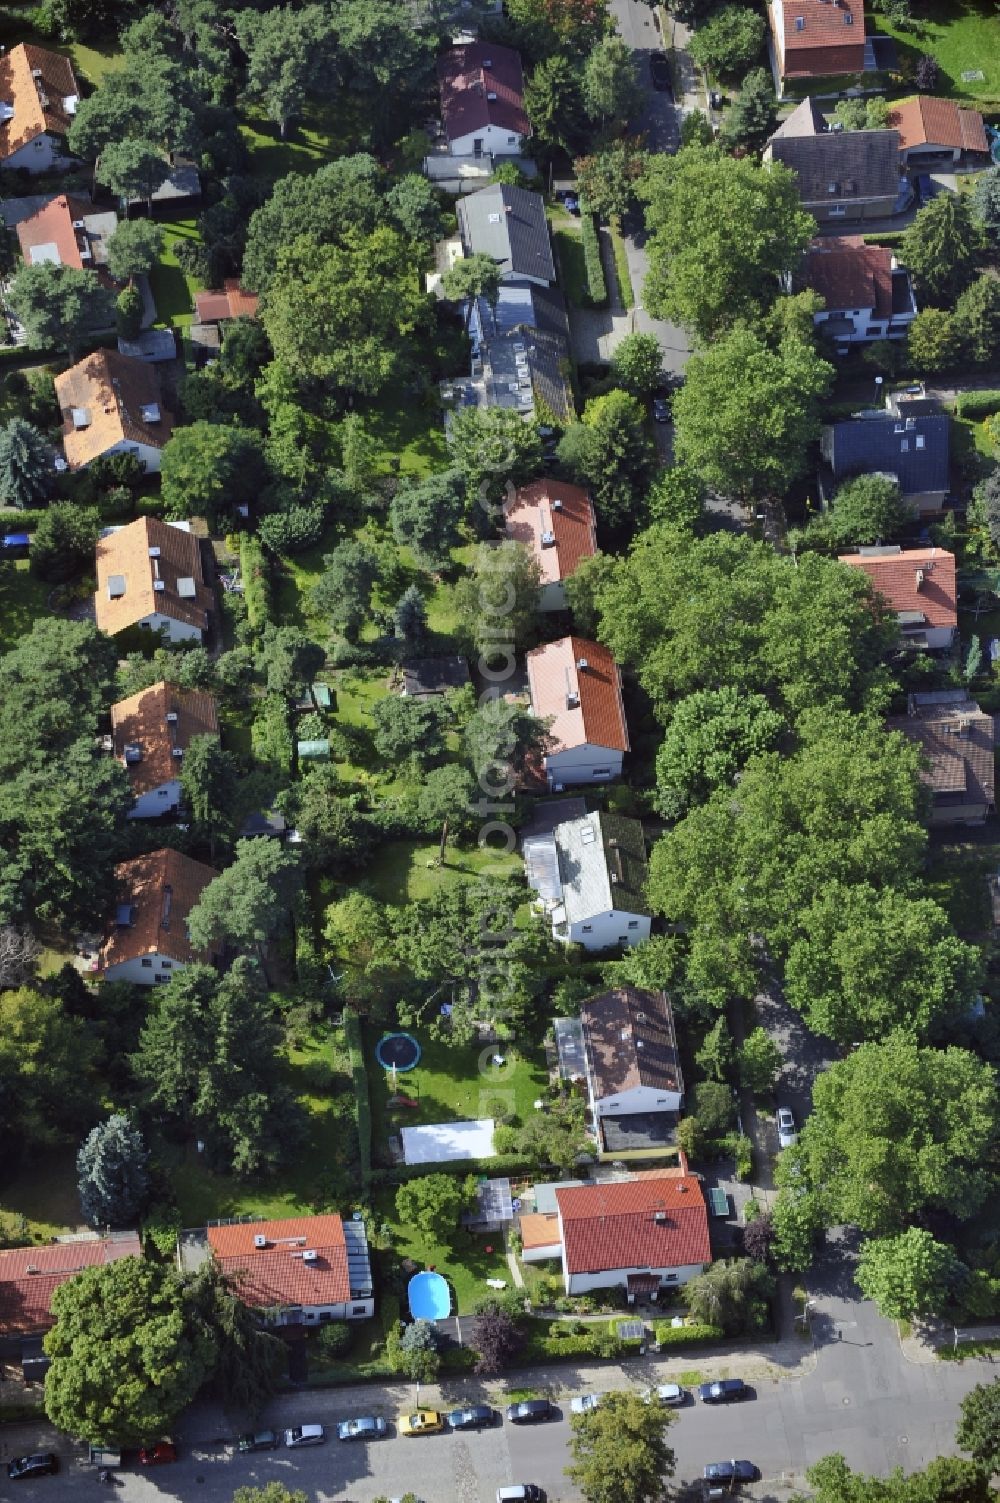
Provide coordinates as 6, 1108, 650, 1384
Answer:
497, 1488, 545, 1502
447, 1406, 497, 1431
337, 1417, 388, 1442
704, 1460, 759, 1484
138, 1443, 177, 1465
557, 191, 580, 216
652, 397, 670, 423
777, 1108, 797, 1149
506, 1399, 554, 1424
238, 1431, 280, 1453
284, 1425, 326, 1447
8, 1455, 59, 1481
643, 1383, 686, 1407
570, 1393, 605, 1414
649, 51, 672, 91
399, 1411, 445, 1437
699, 1378, 750, 1404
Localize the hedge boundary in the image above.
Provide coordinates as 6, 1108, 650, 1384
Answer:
240, 534, 272, 634
955, 390, 1000, 419
579, 210, 608, 309
345, 1011, 372, 1185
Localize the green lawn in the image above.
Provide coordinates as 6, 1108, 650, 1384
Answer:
0, 560, 49, 651
367, 1026, 547, 1140
173, 1025, 360, 1225
363, 838, 523, 904
0, 1147, 81, 1240
550, 213, 588, 311
871, 0, 1000, 103
365, 393, 451, 480
239, 97, 370, 186
372, 1189, 513, 1315
148, 219, 205, 328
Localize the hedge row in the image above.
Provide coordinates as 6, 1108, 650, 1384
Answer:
369, 1153, 544, 1186
240, 534, 272, 634
292, 886, 324, 991
579, 211, 608, 309
955, 390, 1000, 419
862, 231, 905, 248
345, 1010, 373, 1185
652, 1321, 724, 1346
250, 692, 293, 774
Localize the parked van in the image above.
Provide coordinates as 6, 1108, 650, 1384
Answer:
496, 1486, 544, 1503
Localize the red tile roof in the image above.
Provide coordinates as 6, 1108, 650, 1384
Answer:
556, 1173, 711, 1276
888, 96, 988, 154
111, 681, 219, 798
100, 848, 219, 970
0, 44, 78, 160
839, 547, 957, 630
774, 0, 865, 63
208, 1215, 350, 1310
0, 1233, 141, 1337
16, 193, 91, 269
55, 350, 174, 470
505, 480, 597, 587
193, 279, 259, 323
803, 238, 894, 318
526, 636, 629, 755
94, 516, 211, 637
437, 42, 529, 144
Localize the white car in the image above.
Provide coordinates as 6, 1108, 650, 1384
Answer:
643, 1383, 685, 1407
284, 1425, 326, 1447
570, 1393, 605, 1414
777, 1108, 797, 1149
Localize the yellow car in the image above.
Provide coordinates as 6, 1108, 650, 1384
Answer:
398, 1411, 444, 1437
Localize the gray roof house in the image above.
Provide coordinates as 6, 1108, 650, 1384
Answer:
765, 109, 905, 222
456, 184, 556, 285
443, 323, 573, 424
469, 282, 569, 344
821, 412, 950, 515
539, 811, 652, 952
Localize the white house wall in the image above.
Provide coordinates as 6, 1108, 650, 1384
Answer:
5, 132, 65, 173
127, 777, 182, 819
563, 909, 650, 951
137, 611, 203, 644
545, 743, 624, 787
563, 1260, 706, 1295
449, 124, 524, 157
105, 438, 166, 475
595, 1081, 683, 1116
277, 1297, 375, 1325
521, 1241, 562, 1263
104, 951, 188, 986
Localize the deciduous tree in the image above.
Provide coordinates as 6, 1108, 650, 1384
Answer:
688, 5, 765, 77
395, 1173, 475, 1241
653, 686, 785, 819
160, 422, 267, 532
447, 407, 543, 510
455, 540, 542, 662
739, 1028, 782, 1095
581, 37, 641, 130
187, 842, 303, 956
311, 540, 381, 641
907, 306, 963, 372
235, 5, 333, 137
567, 1390, 675, 1503
7, 263, 114, 355
611, 332, 664, 397
855, 1228, 965, 1321
370, 694, 447, 765
390, 467, 467, 568
106, 219, 164, 282
440, 254, 502, 332
957, 1378, 1000, 1476
472, 1304, 524, 1372
557, 389, 657, 529
96, 140, 170, 215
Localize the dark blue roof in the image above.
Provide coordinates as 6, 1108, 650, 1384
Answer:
828, 414, 950, 495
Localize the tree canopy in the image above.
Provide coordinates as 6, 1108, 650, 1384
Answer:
566, 1390, 676, 1503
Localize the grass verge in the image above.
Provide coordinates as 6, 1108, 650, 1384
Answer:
609, 218, 635, 310
148, 218, 204, 327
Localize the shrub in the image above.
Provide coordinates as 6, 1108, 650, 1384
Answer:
345, 1010, 372, 1184
250, 692, 293, 773
579, 211, 608, 308
258, 505, 325, 554
315, 1322, 353, 1360
956, 390, 1000, 420
142, 1203, 181, 1259
652, 1320, 724, 1346
240, 534, 272, 633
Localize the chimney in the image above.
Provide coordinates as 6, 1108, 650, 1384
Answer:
576, 657, 589, 672
915, 569, 925, 590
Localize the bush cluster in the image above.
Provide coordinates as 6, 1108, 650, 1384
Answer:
579, 211, 608, 308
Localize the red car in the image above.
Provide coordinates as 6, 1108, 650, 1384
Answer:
138, 1443, 177, 1465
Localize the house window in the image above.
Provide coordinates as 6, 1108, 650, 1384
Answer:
627, 920, 640, 929
900, 439, 909, 452
582, 924, 593, 933
141, 958, 153, 968
507, 135, 516, 144
916, 434, 926, 449
161, 960, 172, 969
157, 789, 170, 798
154, 973, 169, 983
35, 139, 45, 150
619, 936, 627, 945
869, 325, 885, 337
318, 1311, 333, 1322
829, 206, 847, 217
662, 1272, 679, 1282
592, 767, 612, 778
352, 1304, 367, 1315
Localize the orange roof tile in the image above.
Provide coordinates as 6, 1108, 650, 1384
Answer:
888, 96, 988, 154
194, 280, 260, 323
111, 681, 219, 798
100, 848, 219, 970
16, 193, 91, 269
94, 516, 212, 637
556, 1173, 711, 1276
505, 479, 597, 587
208, 1215, 351, 1310
777, 0, 865, 54
519, 1212, 560, 1250
526, 636, 629, 755
0, 1233, 141, 1338
0, 44, 78, 161
803, 239, 894, 318
54, 349, 174, 470
839, 547, 957, 630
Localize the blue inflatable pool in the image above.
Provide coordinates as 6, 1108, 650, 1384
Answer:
407, 1270, 451, 1321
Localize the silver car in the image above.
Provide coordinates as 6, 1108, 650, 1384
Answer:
777, 1108, 797, 1149
570, 1393, 605, 1414
284, 1425, 326, 1447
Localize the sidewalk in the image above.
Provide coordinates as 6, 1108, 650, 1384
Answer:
899, 1319, 1000, 1366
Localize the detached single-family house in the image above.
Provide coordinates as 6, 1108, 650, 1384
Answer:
526, 636, 629, 788
437, 41, 529, 158
100, 848, 219, 985
821, 412, 950, 515
839, 545, 957, 649
95, 516, 212, 644
802, 236, 917, 346
888, 690, 995, 825
16, 194, 117, 271
0, 43, 78, 174
111, 680, 220, 819
193, 279, 260, 326
554, 1170, 711, 1297
401, 656, 471, 698
456, 185, 556, 285
0, 1232, 141, 1353
768, 0, 865, 85
505, 479, 597, 612
467, 282, 569, 348
201, 1215, 374, 1325
888, 96, 989, 168
54, 349, 174, 473
547, 811, 651, 951
765, 103, 903, 221
444, 322, 573, 425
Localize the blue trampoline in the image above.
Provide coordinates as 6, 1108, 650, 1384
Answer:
375, 1032, 421, 1072
408, 1271, 451, 1321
